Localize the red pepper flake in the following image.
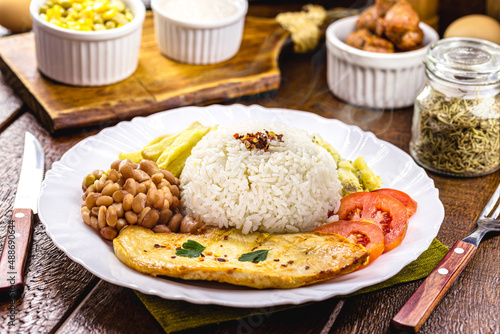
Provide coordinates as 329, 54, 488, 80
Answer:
305, 266, 310, 270
171, 256, 176, 259
217, 258, 227, 262
287, 260, 294, 264
154, 244, 166, 248
274, 259, 280, 262
233, 130, 283, 152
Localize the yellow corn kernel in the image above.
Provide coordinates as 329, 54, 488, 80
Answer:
81, 8, 94, 18
72, 3, 83, 11
125, 11, 133, 21
102, 8, 116, 20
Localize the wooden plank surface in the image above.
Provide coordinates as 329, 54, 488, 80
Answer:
0, 12, 288, 133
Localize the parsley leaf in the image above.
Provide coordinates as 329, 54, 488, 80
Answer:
175, 240, 206, 258
238, 249, 270, 262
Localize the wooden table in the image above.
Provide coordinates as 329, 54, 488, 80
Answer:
0, 3, 499, 334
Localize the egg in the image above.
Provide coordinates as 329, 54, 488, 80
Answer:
0, 0, 32, 33
444, 14, 500, 45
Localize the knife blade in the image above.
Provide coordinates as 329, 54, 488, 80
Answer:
0, 132, 44, 299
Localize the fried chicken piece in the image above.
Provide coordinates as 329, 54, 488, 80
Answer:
382, 0, 423, 51
376, 0, 400, 16
355, 5, 384, 36
345, 28, 395, 53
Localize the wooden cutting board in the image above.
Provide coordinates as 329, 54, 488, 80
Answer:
0, 12, 289, 133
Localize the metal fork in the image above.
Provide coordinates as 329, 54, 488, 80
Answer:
391, 182, 500, 333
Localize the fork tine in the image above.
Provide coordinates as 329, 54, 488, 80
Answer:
479, 183, 500, 218
490, 196, 500, 220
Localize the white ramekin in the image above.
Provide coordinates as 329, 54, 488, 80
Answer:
326, 15, 439, 109
151, 0, 248, 65
30, 0, 146, 86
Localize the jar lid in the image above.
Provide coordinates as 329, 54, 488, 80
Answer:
426, 37, 500, 86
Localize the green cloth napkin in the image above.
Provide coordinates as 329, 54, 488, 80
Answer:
135, 238, 448, 333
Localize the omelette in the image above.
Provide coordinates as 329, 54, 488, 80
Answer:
113, 225, 369, 289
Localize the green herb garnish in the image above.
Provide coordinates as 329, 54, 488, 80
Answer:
175, 240, 206, 258
238, 249, 270, 262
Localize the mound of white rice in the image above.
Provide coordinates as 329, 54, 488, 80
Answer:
179, 121, 342, 234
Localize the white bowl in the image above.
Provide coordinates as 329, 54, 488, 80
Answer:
151, 0, 248, 65
30, 0, 146, 86
326, 15, 439, 109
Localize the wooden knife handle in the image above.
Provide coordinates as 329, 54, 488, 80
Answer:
391, 240, 476, 333
0, 208, 34, 298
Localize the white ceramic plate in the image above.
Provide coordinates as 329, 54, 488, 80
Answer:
38, 104, 444, 307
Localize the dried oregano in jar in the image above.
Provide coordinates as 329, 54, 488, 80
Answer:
410, 38, 500, 177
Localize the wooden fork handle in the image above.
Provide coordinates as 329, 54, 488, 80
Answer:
391, 240, 476, 333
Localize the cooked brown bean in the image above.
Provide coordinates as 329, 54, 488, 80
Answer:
98, 206, 107, 229
100, 226, 118, 240
180, 215, 199, 233
106, 205, 118, 227
85, 184, 96, 195
139, 159, 160, 176
122, 193, 134, 211
141, 208, 159, 228
85, 193, 101, 209
137, 207, 151, 225
194, 215, 204, 229
134, 169, 150, 183
132, 193, 147, 213
163, 187, 174, 206
159, 208, 173, 225
157, 180, 170, 189
171, 196, 179, 209
125, 211, 138, 225
152, 225, 171, 233
92, 169, 105, 179
160, 169, 177, 185
169, 213, 183, 231
102, 182, 120, 196
112, 202, 124, 218
168, 184, 180, 198
90, 216, 99, 230
96, 195, 113, 207
112, 190, 127, 203
137, 182, 147, 194
151, 172, 164, 185
119, 162, 135, 179
81, 207, 91, 226
147, 188, 165, 209
116, 218, 128, 232
123, 178, 137, 196
110, 160, 121, 170
91, 206, 100, 217
108, 169, 119, 182
94, 179, 105, 192
116, 175, 126, 187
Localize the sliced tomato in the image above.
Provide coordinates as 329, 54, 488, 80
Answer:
373, 188, 418, 218
336, 192, 408, 253
314, 220, 385, 265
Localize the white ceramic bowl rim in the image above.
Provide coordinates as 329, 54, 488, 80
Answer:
29, 0, 146, 41
326, 15, 439, 60
151, 0, 248, 29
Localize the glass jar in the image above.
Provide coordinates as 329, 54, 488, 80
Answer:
410, 38, 500, 177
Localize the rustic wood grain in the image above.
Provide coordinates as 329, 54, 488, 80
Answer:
0, 12, 289, 133
0, 72, 23, 132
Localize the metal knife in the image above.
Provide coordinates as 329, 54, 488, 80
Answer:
0, 132, 44, 298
